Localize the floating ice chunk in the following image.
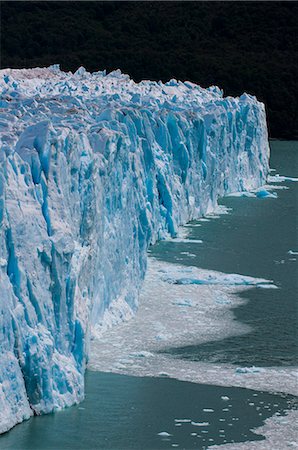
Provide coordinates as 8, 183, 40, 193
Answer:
257, 284, 279, 289
268, 174, 298, 183
155, 334, 169, 341
206, 205, 232, 216
171, 238, 203, 244
263, 184, 289, 190
172, 299, 194, 307
256, 188, 277, 199
221, 396, 230, 401
114, 363, 127, 370
227, 191, 256, 198
158, 431, 172, 437
165, 273, 275, 287
235, 366, 265, 374
191, 421, 209, 427
129, 351, 154, 358
215, 297, 232, 305
183, 223, 201, 228
203, 408, 214, 413
119, 358, 133, 365
288, 250, 298, 256
175, 419, 192, 423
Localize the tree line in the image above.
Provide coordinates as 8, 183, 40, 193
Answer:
1, 1, 297, 139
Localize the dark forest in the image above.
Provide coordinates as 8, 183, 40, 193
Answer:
1, 1, 297, 139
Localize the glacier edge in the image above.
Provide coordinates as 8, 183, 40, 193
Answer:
0, 66, 269, 433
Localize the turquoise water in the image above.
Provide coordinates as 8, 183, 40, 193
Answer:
1, 141, 297, 449
152, 141, 298, 367
1, 371, 297, 450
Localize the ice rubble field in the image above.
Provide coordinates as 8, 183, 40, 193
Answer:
90, 255, 298, 397
89, 255, 298, 449
0, 65, 269, 433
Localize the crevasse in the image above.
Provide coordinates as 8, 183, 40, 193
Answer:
0, 66, 269, 433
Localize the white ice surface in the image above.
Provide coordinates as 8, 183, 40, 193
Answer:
268, 174, 298, 183
211, 410, 298, 449
0, 65, 270, 431
89, 258, 297, 397
89, 256, 297, 448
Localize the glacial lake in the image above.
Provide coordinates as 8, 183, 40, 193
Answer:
152, 140, 298, 367
1, 140, 297, 449
0, 371, 297, 450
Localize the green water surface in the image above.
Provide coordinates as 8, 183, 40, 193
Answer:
152, 141, 298, 367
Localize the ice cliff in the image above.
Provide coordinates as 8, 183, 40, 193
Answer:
0, 66, 269, 433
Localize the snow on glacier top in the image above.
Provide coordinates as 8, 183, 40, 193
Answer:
0, 64, 258, 121
0, 65, 223, 102
0, 65, 259, 158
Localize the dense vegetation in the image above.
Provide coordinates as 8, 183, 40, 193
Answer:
1, 1, 297, 139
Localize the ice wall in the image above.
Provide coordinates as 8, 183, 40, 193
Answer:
0, 66, 269, 433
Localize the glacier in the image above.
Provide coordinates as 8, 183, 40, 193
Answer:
0, 65, 269, 433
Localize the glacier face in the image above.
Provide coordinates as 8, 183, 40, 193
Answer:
0, 65, 269, 432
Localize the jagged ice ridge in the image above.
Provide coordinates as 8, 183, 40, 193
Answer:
0, 65, 269, 433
